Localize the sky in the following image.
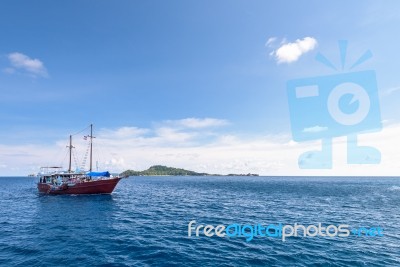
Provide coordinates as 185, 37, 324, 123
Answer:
1, 0, 400, 176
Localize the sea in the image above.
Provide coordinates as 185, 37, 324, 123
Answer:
0, 176, 400, 267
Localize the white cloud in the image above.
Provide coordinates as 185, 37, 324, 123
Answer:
1, 119, 400, 176
303, 126, 328, 133
270, 37, 317, 64
380, 86, 400, 97
77, 122, 400, 176
100, 127, 149, 139
265, 37, 277, 47
155, 127, 195, 144
164, 118, 229, 129
7, 52, 48, 77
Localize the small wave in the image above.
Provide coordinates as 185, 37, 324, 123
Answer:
388, 186, 400, 191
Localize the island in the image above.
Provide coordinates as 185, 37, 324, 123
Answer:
120, 165, 259, 177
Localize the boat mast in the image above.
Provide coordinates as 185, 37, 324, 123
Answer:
89, 124, 95, 172
67, 135, 73, 172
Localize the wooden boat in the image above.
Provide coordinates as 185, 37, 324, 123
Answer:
37, 124, 123, 195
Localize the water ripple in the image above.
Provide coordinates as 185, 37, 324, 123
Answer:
0, 176, 400, 266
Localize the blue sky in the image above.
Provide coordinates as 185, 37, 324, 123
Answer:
1, 1, 400, 175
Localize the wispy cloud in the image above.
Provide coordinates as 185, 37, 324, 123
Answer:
380, 86, 400, 97
302, 125, 328, 133
155, 127, 195, 143
265, 37, 277, 47
93, 118, 229, 150
164, 118, 229, 129
269, 37, 318, 64
6, 52, 48, 77
1, 119, 400, 176
100, 127, 149, 139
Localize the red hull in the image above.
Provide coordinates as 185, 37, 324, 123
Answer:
37, 177, 122, 195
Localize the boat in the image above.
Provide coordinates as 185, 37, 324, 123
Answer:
37, 124, 124, 195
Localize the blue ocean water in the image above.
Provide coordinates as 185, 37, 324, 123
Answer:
1, 176, 400, 266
